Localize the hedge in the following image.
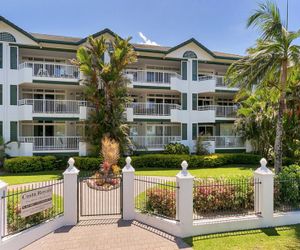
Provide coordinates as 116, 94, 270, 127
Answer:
4, 153, 264, 173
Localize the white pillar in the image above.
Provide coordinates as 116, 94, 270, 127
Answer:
0, 181, 8, 238
254, 158, 274, 225
176, 160, 194, 237
122, 157, 135, 220
63, 157, 80, 225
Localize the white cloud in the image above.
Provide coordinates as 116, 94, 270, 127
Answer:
138, 32, 159, 46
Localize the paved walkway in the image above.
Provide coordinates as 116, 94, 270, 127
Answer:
23, 219, 192, 250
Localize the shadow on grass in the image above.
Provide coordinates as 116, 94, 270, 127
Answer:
184, 224, 300, 247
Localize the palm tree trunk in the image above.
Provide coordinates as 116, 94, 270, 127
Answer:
274, 60, 288, 174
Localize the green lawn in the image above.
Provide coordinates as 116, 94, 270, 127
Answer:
0, 164, 257, 185
135, 164, 257, 178
0, 171, 63, 185
184, 225, 300, 250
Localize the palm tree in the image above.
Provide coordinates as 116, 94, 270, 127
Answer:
72, 36, 137, 153
226, 1, 300, 173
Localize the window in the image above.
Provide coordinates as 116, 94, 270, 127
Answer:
0, 121, 2, 137
198, 96, 214, 106
182, 124, 187, 140
192, 60, 198, 81
10, 121, 18, 141
10, 47, 18, 69
181, 93, 187, 110
0, 32, 16, 42
192, 123, 198, 140
181, 61, 187, 80
10, 85, 17, 105
198, 125, 214, 136
192, 93, 198, 110
183, 51, 197, 59
0, 43, 2, 68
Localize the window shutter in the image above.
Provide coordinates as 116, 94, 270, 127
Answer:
10, 46, 18, 69
0, 84, 2, 105
182, 93, 187, 110
181, 61, 187, 80
192, 60, 198, 81
182, 123, 187, 140
10, 85, 17, 105
0, 43, 3, 69
10, 121, 18, 141
192, 93, 198, 110
0, 121, 3, 137
192, 123, 197, 140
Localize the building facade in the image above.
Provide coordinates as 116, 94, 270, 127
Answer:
0, 16, 246, 156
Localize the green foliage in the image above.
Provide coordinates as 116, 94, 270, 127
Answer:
73, 157, 102, 171
72, 35, 137, 154
164, 143, 189, 155
274, 165, 300, 210
4, 156, 57, 173
195, 137, 209, 155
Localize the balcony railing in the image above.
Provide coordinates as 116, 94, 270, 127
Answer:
198, 75, 234, 87
201, 136, 245, 148
19, 136, 81, 151
129, 136, 182, 150
19, 62, 79, 80
18, 99, 87, 114
127, 102, 181, 116
125, 69, 181, 84
198, 105, 238, 118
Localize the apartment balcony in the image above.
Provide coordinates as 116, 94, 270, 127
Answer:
201, 136, 245, 152
126, 103, 182, 122
18, 99, 89, 120
125, 69, 183, 90
18, 62, 79, 84
193, 75, 239, 93
197, 105, 238, 122
129, 135, 182, 151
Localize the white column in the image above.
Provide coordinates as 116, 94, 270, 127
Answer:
63, 157, 80, 225
0, 181, 8, 238
254, 158, 274, 225
176, 160, 194, 237
122, 157, 135, 220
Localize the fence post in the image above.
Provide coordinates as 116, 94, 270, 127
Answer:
63, 157, 80, 225
0, 181, 8, 238
122, 156, 135, 220
176, 161, 194, 237
254, 158, 274, 225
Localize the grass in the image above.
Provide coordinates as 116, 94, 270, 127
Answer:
0, 164, 257, 185
135, 164, 257, 178
184, 225, 300, 250
0, 170, 63, 185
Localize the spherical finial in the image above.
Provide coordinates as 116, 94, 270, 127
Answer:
68, 157, 75, 167
260, 158, 267, 168
126, 156, 132, 165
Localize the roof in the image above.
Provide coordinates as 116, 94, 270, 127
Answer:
1, 16, 242, 60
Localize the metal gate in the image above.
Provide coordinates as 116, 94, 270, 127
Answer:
78, 173, 122, 220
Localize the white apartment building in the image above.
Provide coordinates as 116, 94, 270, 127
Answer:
0, 16, 247, 157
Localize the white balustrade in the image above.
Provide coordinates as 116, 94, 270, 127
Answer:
128, 102, 181, 116
129, 136, 182, 149
125, 69, 181, 84
201, 136, 245, 148
19, 136, 81, 151
197, 105, 238, 118
19, 62, 79, 79
18, 99, 87, 114
198, 75, 232, 87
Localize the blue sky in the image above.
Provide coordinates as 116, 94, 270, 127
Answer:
2, 0, 299, 55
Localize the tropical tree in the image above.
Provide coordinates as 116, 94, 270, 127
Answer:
72, 36, 137, 154
226, 1, 300, 173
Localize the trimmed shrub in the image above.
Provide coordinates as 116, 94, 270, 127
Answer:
145, 188, 176, 219
164, 143, 189, 155
73, 157, 102, 171
4, 156, 57, 173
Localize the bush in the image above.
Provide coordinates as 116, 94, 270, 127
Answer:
193, 178, 254, 215
164, 143, 189, 155
129, 153, 261, 169
73, 157, 102, 171
4, 156, 57, 173
195, 137, 209, 155
145, 188, 176, 218
274, 165, 300, 210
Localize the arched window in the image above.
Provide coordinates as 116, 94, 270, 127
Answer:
183, 50, 197, 59
0, 32, 16, 43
